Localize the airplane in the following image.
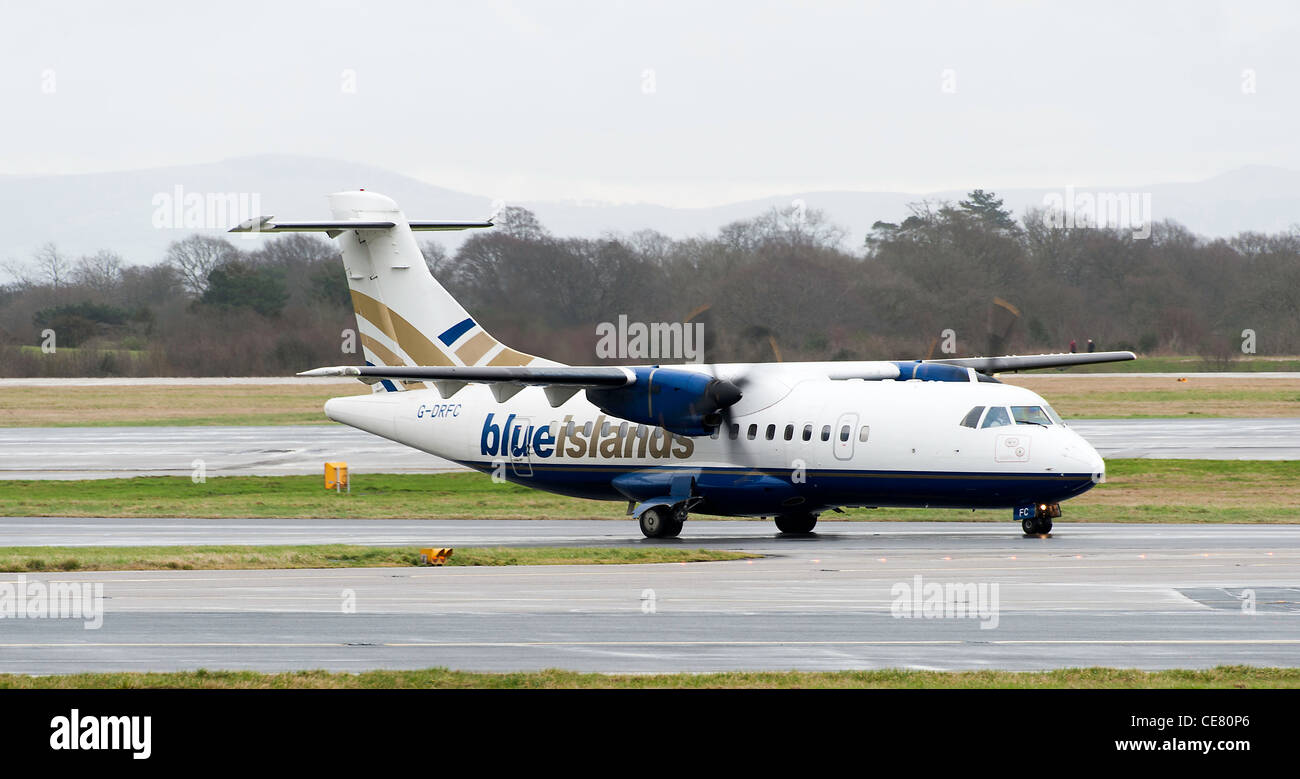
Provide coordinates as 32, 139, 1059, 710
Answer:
232, 190, 1134, 538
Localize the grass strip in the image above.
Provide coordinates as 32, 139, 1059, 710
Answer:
1, 665, 1296, 689
0, 544, 756, 572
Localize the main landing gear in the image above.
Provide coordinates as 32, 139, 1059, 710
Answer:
1021, 502, 1061, 535
639, 505, 687, 539
775, 512, 819, 534
638, 506, 821, 538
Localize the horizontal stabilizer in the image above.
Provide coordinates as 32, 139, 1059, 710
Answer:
927, 350, 1136, 373
230, 216, 493, 236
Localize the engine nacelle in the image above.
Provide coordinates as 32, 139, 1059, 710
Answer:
586, 367, 742, 436
891, 361, 974, 382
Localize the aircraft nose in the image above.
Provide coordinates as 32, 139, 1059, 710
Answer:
1061, 431, 1105, 481
1083, 442, 1105, 482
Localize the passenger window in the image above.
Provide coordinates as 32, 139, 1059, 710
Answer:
765, 424, 775, 440
711, 426, 720, 440
600, 421, 610, 436
820, 425, 831, 442
960, 406, 984, 428
1012, 406, 1053, 426
981, 407, 1011, 428
784, 424, 794, 441
839, 425, 850, 442
729, 424, 740, 440
747, 424, 757, 440
583, 421, 593, 437
859, 425, 870, 442
566, 421, 576, 437
802, 424, 813, 442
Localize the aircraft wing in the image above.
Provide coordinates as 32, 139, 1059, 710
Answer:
300, 364, 632, 386
300, 364, 635, 405
925, 350, 1136, 373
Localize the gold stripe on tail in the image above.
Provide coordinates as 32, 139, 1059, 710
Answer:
349, 288, 537, 368
350, 289, 454, 367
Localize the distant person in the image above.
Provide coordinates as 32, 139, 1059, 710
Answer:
1087, 338, 1095, 353
1069, 339, 1077, 353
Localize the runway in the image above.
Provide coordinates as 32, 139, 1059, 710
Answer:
1070, 418, 1300, 459
0, 520, 1296, 674
0, 425, 462, 479
2, 417, 1297, 480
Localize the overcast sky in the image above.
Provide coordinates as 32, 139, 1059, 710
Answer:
3, 0, 1297, 207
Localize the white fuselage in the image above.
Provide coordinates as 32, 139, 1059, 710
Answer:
323, 365, 1105, 517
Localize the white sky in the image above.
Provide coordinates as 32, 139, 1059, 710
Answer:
2, 0, 1297, 207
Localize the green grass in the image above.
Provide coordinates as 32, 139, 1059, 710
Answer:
1, 666, 1295, 689
15, 345, 147, 358
0, 544, 755, 572
0, 472, 620, 520
0, 385, 338, 428
1047, 388, 1300, 419
0, 460, 1295, 523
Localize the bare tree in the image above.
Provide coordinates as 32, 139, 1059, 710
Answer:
0, 258, 37, 288
73, 249, 124, 289
166, 235, 240, 297
420, 240, 451, 278
495, 206, 549, 241
33, 243, 72, 288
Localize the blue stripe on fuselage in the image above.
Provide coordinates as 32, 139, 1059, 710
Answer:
454, 460, 1097, 515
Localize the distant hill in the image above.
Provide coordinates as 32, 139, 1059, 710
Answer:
1, 154, 1297, 270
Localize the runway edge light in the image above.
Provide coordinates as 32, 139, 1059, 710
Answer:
419, 548, 454, 566
325, 462, 350, 493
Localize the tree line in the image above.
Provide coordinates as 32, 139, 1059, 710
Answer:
1, 191, 1297, 377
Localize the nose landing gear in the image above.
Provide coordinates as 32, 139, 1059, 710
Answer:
1020, 502, 1060, 535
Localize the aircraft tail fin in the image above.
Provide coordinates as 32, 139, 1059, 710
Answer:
232, 190, 550, 392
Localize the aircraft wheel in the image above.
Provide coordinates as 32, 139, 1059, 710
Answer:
775, 512, 818, 534
639, 507, 681, 539
1022, 516, 1053, 535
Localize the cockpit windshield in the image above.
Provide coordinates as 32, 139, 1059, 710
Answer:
963, 404, 1065, 428
981, 406, 1011, 428
1011, 406, 1054, 426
